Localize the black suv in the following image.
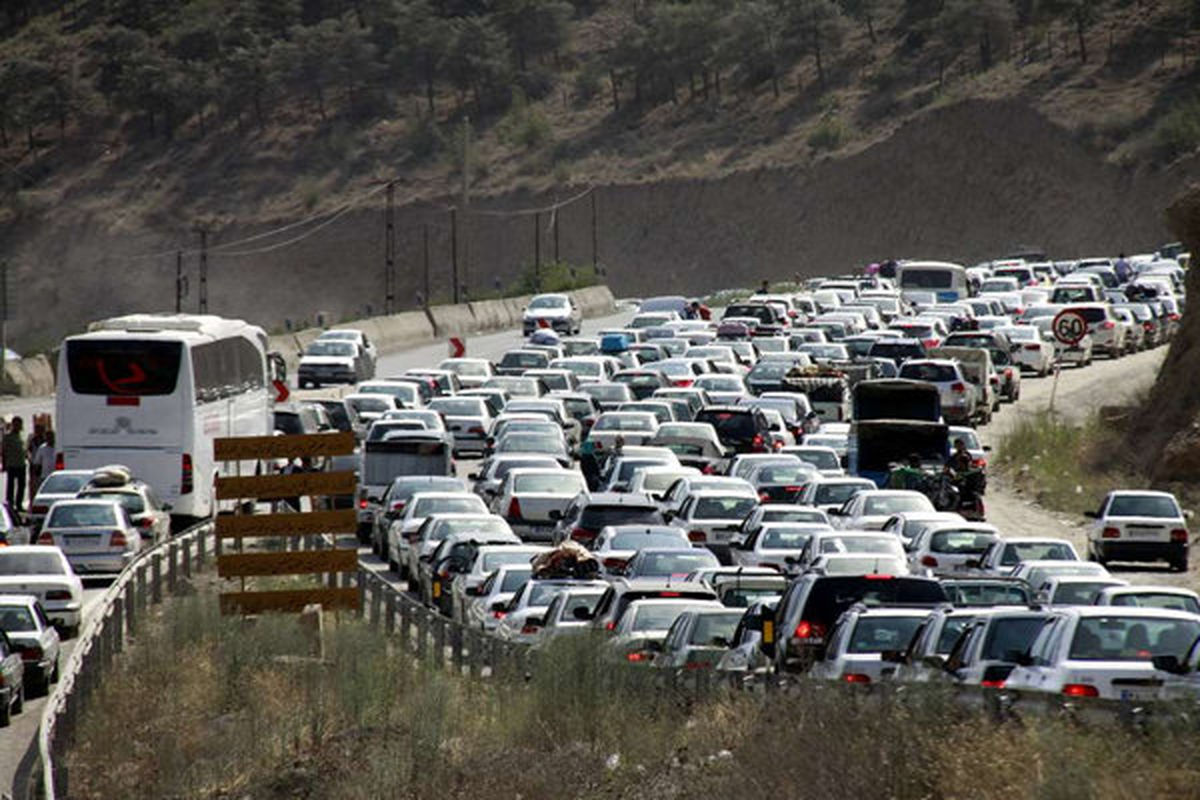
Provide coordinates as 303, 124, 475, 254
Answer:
551, 492, 664, 548
770, 574, 947, 673
693, 406, 772, 454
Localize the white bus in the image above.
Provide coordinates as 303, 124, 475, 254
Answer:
56, 314, 273, 524
896, 261, 970, 304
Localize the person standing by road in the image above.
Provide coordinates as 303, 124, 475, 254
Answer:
2, 417, 27, 514
31, 431, 56, 497
688, 300, 711, 321
1114, 253, 1132, 284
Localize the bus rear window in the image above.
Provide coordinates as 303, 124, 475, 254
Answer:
67, 340, 182, 396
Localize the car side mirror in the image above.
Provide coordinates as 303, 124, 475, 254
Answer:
662, 510, 675, 521
982, 445, 992, 452
367, 496, 380, 504
1152, 654, 1188, 675
572, 606, 593, 621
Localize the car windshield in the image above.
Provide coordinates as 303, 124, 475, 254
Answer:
1000, 542, 1075, 566
580, 506, 663, 529
900, 269, 955, 289
822, 537, 901, 556
443, 361, 489, 376
630, 603, 696, 632
980, 616, 1048, 660
594, 415, 654, 432
639, 472, 690, 492
688, 612, 743, 646
80, 491, 146, 515
610, 531, 687, 549
760, 529, 811, 549
696, 377, 743, 391
434, 519, 509, 540
514, 473, 585, 494
749, 363, 790, 379
481, 551, 537, 571
929, 530, 996, 555
526, 583, 567, 607
935, 616, 975, 654
348, 397, 391, 413
0, 552, 66, 575
1068, 616, 1200, 661
38, 473, 91, 495
305, 341, 355, 357
0, 605, 37, 632
47, 504, 119, 528
847, 617, 924, 654
637, 551, 719, 577
1111, 594, 1200, 614
943, 582, 1031, 606
763, 509, 827, 524
1107, 495, 1180, 518
756, 465, 811, 484
529, 296, 567, 310
501, 352, 547, 368
500, 570, 533, 592
587, 385, 631, 401
1054, 582, 1119, 605
693, 497, 757, 519
413, 497, 486, 516
815, 483, 869, 505
429, 399, 486, 416
893, 325, 933, 339
499, 434, 563, 453
899, 364, 957, 382
863, 496, 930, 515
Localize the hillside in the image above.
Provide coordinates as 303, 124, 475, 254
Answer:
2, 0, 1200, 349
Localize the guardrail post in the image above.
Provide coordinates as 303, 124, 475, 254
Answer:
137, 565, 148, 613
463, 628, 476, 678
123, 583, 135, 636
168, 543, 178, 592
415, 608, 427, 661
198, 527, 208, 564
113, 597, 125, 654
400, 598, 412, 649
433, 616, 445, 668
385, 592, 396, 635
450, 623, 464, 672
182, 537, 192, 578
151, 554, 163, 604
369, 582, 381, 627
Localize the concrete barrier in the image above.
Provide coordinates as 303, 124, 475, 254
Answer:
364, 311, 435, 352
428, 304, 478, 338
1, 355, 56, 397
468, 299, 513, 332
572, 285, 617, 317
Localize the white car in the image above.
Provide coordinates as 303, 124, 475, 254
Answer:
317, 329, 377, 375
496, 579, 607, 644
797, 477, 877, 514
437, 357, 496, 389
659, 475, 757, 517
0, 547, 84, 637
832, 490, 935, 531
590, 525, 691, 575
730, 522, 830, 572
795, 531, 908, 572
1093, 585, 1200, 614
897, 359, 975, 425
1004, 607, 1200, 703
37, 499, 142, 575
906, 522, 1001, 575
626, 466, 701, 501
405, 514, 514, 586
493, 468, 588, 542
810, 607, 931, 685
297, 339, 369, 388
1085, 490, 1190, 572
781, 446, 844, 477
462, 564, 533, 631
1010, 559, 1110, 591
587, 412, 660, 448
386, 492, 489, 575
997, 325, 1055, 377
666, 490, 761, 559
1037, 576, 1129, 607
523, 293, 582, 336
880, 511, 965, 550
973, 536, 1079, 575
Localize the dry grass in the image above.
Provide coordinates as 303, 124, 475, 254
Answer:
64, 588, 1200, 800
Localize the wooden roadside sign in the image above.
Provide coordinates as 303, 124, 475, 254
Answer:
216, 509, 357, 539
214, 431, 355, 461
214, 432, 361, 615
220, 587, 360, 615
218, 549, 358, 578
215, 471, 357, 501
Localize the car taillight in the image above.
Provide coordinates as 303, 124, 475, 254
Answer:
358, 498, 368, 509
390, 501, 406, 513
684, 660, 712, 670
469, 426, 485, 434
181, 453, 194, 495
605, 621, 616, 631
521, 623, 541, 635
31, 505, 47, 515
507, 497, 522, 520
1143, 322, 1154, 331
752, 433, 765, 451
1169, 313, 1181, 321
687, 530, 707, 543
672, 379, 694, 388
1062, 683, 1099, 698
1100, 321, 1115, 330
950, 382, 966, 394
111, 531, 127, 547
37, 531, 53, 545
1004, 368, 1013, 379
491, 610, 506, 619
759, 492, 771, 502
626, 651, 649, 662
570, 527, 593, 543
920, 555, 938, 567
1023, 344, 1040, 351
843, 673, 871, 684
793, 620, 825, 640
1171, 528, 1189, 543
972, 458, 987, 468
603, 557, 627, 570
55, 452, 64, 471
45, 590, 71, 601
923, 338, 938, 349
784, 485, 804, 493
864, 574, 894, 580
1102, 527, 1120, 539
18, 645, 42, 662
980, 679, 1006, 689
136, 517, 154, 530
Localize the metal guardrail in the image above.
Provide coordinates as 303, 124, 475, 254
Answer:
24, 522, 215, 800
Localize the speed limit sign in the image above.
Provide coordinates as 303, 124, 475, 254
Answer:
1052, 309, 1088, 346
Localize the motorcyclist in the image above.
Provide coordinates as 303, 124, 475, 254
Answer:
947, 438, 973, 475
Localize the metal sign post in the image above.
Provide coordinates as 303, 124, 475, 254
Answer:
1049, 310, 1088, 415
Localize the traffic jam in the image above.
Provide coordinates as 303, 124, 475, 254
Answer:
298, 250, 1200, 711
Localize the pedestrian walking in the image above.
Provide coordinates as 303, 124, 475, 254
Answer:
2, 417, 27, 514
32, 431, 56, 496
1114, 253, 1132, 283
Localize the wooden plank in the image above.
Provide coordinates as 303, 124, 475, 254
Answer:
219, 587, 360, 615
217, 549, 358, 578
216, 510, 358, 539
214, 431, 356, 461
215, 471, 356, 500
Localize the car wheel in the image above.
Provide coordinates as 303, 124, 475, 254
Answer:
1173, 557, 1189, 573
0, 694, 10, 727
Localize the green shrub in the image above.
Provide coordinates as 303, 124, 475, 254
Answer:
498, 88, 553, 150
1153, 98, 1200, 162
808, 114, 848, 152
510, 260, 599, 294
405, 113, 443, 160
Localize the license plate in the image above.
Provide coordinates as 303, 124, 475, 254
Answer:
432, 581, 441, 599
1120, 688, 1157, 702
66, 535, 100, 544
1127, 528, 1162, 538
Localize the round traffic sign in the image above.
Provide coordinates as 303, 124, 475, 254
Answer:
1052, 309, 1088, 346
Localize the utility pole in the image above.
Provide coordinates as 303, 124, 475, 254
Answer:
450, 208, 459, 304
175, 251, 184, 312
422, 223, 431, 309
591, 190, 598, 273
197, 228, 209, 313
384, 181, 396, 314
533, 212, 541, 292
460, 116, 470, 300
